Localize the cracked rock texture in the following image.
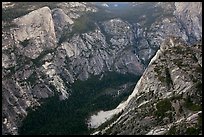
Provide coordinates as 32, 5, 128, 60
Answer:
94, 37, 202, 135
13, 7, 57, 59
2, 2, 202, 135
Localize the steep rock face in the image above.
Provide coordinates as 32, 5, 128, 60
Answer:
2, 7, 58, 135
146, 2, 202, 55
2, 4, 99, 135
57, 20, 145, 81
12, 7, 57, 59
174, 2, 202, 43
103, 19, 134, 47
94, 37, 202, 135
2, 30, 16, 69
2, 2, 202, 135
132, 23, 156, 65
52, 8, 74, 41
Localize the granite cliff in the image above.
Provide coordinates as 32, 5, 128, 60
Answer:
2, 2, 202, 135
92, 37, 202, 135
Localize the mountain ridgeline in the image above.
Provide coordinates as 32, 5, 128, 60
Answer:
2, 2, 202, 135
93, 37, 202, 135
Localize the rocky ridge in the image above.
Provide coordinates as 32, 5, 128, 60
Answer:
2, 2, 202, 135
93, 37, 202, 135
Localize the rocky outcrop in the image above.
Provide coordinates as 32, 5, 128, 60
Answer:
2, 2, 15, 9
2, 4, 99, 134
147, 2, 202, 47
52, 8, 73, 41
2, 6, 58, 135
12, 6, 57, 59
174, 2, 202, 43
57, 2, 97, 19
93, 37, 202, 135
57, 21, 145, 81
2, 2, 202, 135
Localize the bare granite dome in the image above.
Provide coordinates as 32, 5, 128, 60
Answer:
13, 6, 57, 59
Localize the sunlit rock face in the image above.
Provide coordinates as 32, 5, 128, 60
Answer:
2, 6, 57, 135
2, 2, 202, 135
58, 18, 145, 81
12, 7, 57, 59
94, 37, 202, 135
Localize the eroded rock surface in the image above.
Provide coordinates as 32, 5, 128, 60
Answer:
2, 2, 202, 135
94, 37, 202, 135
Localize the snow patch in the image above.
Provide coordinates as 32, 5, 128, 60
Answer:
88, 109, 118, 128
88, 74, 143, 128
88, 48, 161, 129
